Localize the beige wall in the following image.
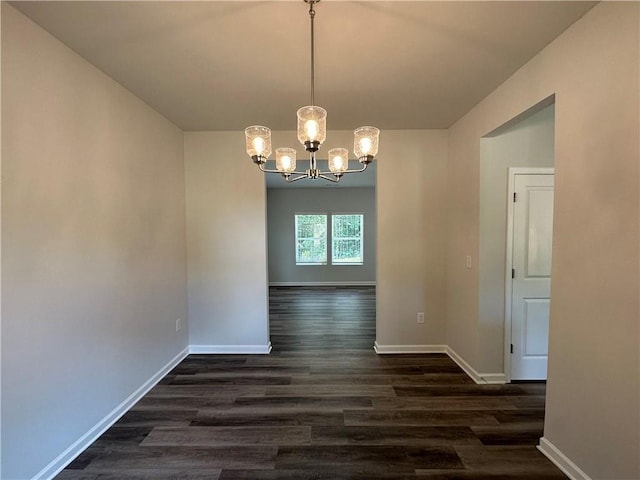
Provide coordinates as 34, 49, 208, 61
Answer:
376, 130, 449, 349
447, 3, 639, 478
1, 5, 188, 479
184, 132, 269, 351
184, 129, 449, 352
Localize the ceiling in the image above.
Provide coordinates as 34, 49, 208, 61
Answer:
9, 1, 594, 189
10, 1, 595, 133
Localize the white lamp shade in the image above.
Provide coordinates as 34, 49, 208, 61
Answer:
328, 148, 349, 174
297, 106, 327, 145
276, 148, 297, 173
354, 126, 380, 159
245, 126, 272, 158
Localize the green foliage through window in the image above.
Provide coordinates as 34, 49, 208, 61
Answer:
294, 213, 364, 266
295, 214, 327, 264
332, 214, 364, 265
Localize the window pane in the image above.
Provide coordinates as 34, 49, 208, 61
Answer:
332, 214, 363, 265
334, 214, 362, 238
295, 214, 327, 264
297, 239, 327, 264
333, 239, 363, 264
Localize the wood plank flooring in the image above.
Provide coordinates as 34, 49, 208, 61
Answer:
56, 286, 565, 479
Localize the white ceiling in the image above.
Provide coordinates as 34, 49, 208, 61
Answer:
10, 1, 595, 133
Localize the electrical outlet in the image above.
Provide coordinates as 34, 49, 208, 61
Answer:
417, 312, 425, 324
176, 318, 182, 332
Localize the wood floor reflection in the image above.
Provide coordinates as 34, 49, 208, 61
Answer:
56, 286, 565, 479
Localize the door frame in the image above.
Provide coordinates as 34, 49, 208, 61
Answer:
504, 167, 554, 383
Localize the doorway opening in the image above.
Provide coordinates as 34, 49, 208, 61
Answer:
479, 98, 555, 382
264, 155, 377, 351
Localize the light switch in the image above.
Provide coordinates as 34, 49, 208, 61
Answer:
466, 255, 472, 269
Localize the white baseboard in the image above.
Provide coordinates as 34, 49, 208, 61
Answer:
189, 343, 272, 354
538, 437, 593, 480
269, 281, 376, 287
473, 372, 507, 384
445, 346, 506, 384
373, 343, 505, 384
373, 342, 447, 354
34, 347, 189, 480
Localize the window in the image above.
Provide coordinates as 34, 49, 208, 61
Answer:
332, 214, 364, 265
294, 213, 364, 266
295, 214, 327, 265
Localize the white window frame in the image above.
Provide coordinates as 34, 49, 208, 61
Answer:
331, 213, 364, 265
294, 213, 328, 265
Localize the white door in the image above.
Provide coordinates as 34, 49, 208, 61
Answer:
510, 173, 554, 380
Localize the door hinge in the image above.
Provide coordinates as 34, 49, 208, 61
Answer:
513, 192, 517, 202
512, 269, 515, 279
510, 344, 514, 354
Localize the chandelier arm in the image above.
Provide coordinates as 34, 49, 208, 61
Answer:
315, 162, 370, 177
323, 164, 370, 176
257, 164, 286, 174
318, 174, 341, 183
285, 173, 312, 183
344, 163, 369, 174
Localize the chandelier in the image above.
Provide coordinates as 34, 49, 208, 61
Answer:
244, 0, 380, 183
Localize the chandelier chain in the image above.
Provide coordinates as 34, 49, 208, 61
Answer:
309, 0, 316, 106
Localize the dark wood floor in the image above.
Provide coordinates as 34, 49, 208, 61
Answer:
57, 286, 566, 479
